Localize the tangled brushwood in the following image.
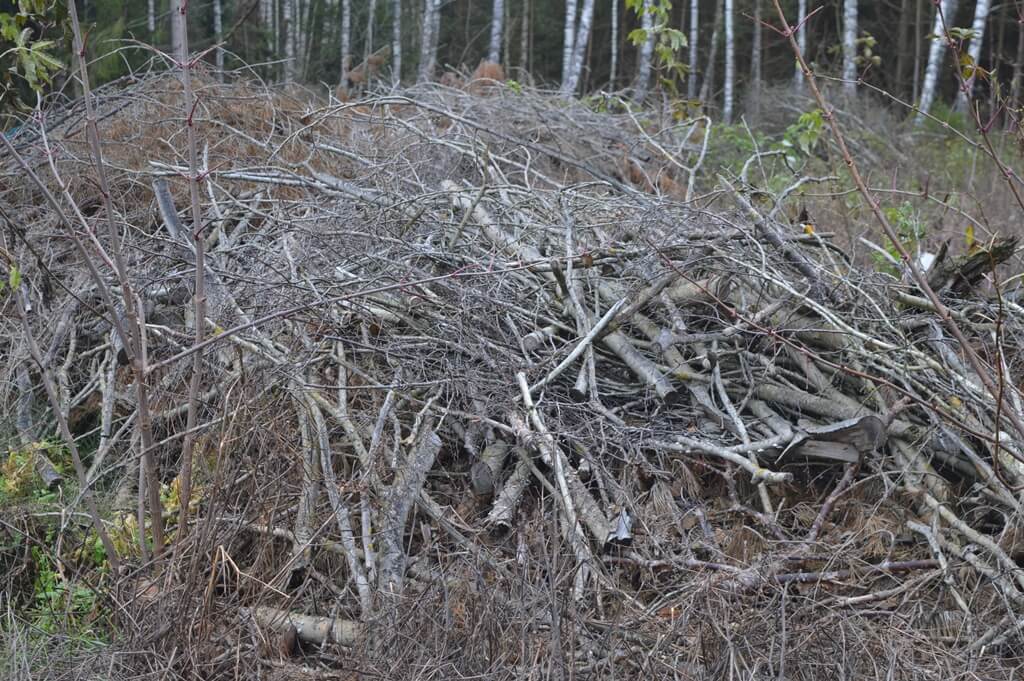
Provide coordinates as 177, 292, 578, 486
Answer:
2, 72, 1024, 680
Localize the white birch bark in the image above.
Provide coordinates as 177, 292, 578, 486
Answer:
392, 0, 402, 83
633, 0, 655, 102
171, 0, 185, 58
562, 0, 595, 95
794, 0, 806, 88
916, 0, 959, 122
419, 0, 440, 81
724, 0, 734, 122
562, 0, 577, 85
282, 0, 296, 81
148, 0, 155, 33
489, 0, 504, 63
751, 0, 762, 110
610, 0, 618, 87
842, 0, 858, 94
213, 0, 224, 78
340, 0, 351, 85
954, 0, 991, 110
687, 0, 698, 99
520, 0, 530, 72
366, 0, 377, 69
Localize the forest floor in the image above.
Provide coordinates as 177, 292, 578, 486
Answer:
2, 71, 1024, 680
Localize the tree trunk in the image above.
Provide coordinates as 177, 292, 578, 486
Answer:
1012, 8, 1024, 116
913, 0, 924, 102
842, 0, 858, 94
687, 0, 698, 99
749, 0, 761, 119
698, 0, 723, 110
562, 0, 577, 85
954, 0, 991, 111
419, 0, 440, 81
148, 0, 155, 33
171, 0, 185, 58
723, 0, 734, 122
634, 0, 655, 103
366, 0, 377, 72
916, 0, 959, 123
392, 0, 402, 83
489, 0, 504, 63
520, 0, 530, 74
895, 0, 910, 98
562, 0, 595, 95
213, 0, 224, 79
793, 0, 806, 89
340, 0, 351, 85
282, 0, 295, 80
610, 0, 618, 88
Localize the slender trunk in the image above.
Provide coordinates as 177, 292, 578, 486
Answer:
283, 0, 295, 80
842, 0, 858, 94
366, 0, 377, 71
793, 0, 806, 89
895, 0, 910, 98
419, 0, 439, 81
340, 0, 351, 84
520, 0, 530, 74
502, 0, 511, 68
1012, 9, 1024, 115
610, 0, 618, 88
634, 0, 655, 103
916, 0, 959, 123
489, 0, 504, 63
954, 0, 991, 111
913, 0, 923, 102
724, 0, 734, 122
171, 0, 185, 56
392, 0, 402, 83
698, 0, 723, 109
562, 0, 596, 95
687, 0, 698, 98
749, 0, 761, 119
148, 0, 155, 32
563, 0, 577, 85
213, 0, 224, 78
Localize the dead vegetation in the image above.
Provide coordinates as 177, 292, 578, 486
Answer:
2, 71, 1024, 679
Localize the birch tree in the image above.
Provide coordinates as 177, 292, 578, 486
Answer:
687, 0, 698, 99
698, 0, 723, 108
393, 0, 402, 82
562, 0, 596, 95
842, 0, 858, 94
213, 0, 224, 78
419, 0, 441, 81
562, 0, 577, 84
954, 0, 991, 111
489, 0, 504, 63
633, 0, 655, 102
148, 0, 155, 33
724, 0, 735, 123
366, 0, 377, 68
282, 0, 296, 80
171, 0, 185, 58
610, 0, 618, 87
793, 0, 806, 88
340, 0, 351, 85
916, 0, 959, 123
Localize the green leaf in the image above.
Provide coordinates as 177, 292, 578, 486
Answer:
627, 28, 648, 46
9, 265, 21, 290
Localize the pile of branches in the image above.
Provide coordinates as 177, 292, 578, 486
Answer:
2, 72, 1024, 680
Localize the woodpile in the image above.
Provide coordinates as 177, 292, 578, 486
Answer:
2, 73, 1023, 679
